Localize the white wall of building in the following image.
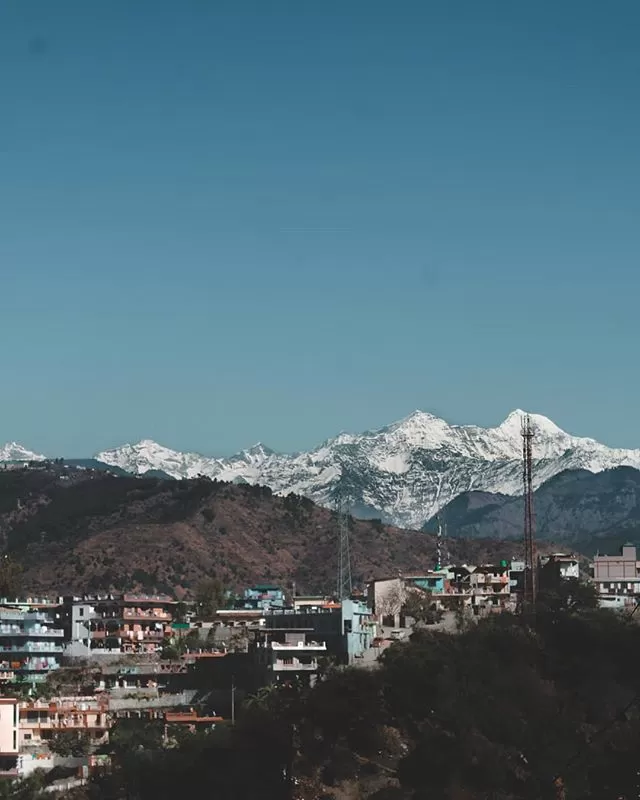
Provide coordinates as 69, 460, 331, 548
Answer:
0, 700, 18, 754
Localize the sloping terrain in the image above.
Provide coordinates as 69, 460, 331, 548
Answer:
5, 410, 640, 531
426, 466, 640, 556
93, 409, 640, 529
0, 466, 517, 597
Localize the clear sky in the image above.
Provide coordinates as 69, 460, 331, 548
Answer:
1, 1, 639, 456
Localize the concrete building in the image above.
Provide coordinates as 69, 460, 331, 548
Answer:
367, 573, 447, 627
0, 698, 18, 775
19, 697, 110, 750
292, 596, 332, 612
253, 631, 327, 684
264, 599, 374, 665
469, 564, 511, 606
444, 563, 513, 611
539, 553, 580, 580
242, 585, 285, 611
0, 609, 64, 683
88, 593, 175, 654
592, 544, 640, 607
509, 561, 525, 593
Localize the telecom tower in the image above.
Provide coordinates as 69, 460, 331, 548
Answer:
435, 516, 443, 571
521, 413, 537, 608
435, 510, 450, 569
336, 492, 353, 600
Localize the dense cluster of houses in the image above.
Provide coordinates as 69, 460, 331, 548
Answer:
0, 543, 635, 785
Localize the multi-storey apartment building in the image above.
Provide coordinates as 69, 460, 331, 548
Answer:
0, 609, 64, 683
84, 593, 175, 654
264, 598, 374, 665
253, 631, 327, 684
19, 697, 110, 750
591, 544, 640, 608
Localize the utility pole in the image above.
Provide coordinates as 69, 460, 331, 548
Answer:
435, 515, 442, 571
231, 674, 236, 725
522, 414, 537, 609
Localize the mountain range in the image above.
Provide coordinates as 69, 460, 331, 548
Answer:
426, 466, 640, 554
4, 409, 640, 530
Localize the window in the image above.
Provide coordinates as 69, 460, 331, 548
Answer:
79, 608, 84, 617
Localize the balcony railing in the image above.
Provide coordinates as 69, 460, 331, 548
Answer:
270, 641, 327, 651
20, 719, 109, 730
0, 627, 64, 638
0, 644, 64, 654
0, 611, 52, 622
123, 609, 172, 620
22, 698, 107, 712
272, 661, 318, 671
20, 660, 61, 672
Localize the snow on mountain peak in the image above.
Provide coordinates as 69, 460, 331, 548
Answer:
497, 409, 564, 437
93, 409, 640, 529
388, 410, 452, 447
97, 440, 220, 479
0, 442, 46, 462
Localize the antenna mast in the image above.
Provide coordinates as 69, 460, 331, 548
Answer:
336, 491, 353, 600
521, 413, 537, 608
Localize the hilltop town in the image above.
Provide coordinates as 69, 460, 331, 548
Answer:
0, 510, 633, 796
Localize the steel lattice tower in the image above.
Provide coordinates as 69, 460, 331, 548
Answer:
435, 515, 443, 571
522, 413, 537, 608
336, 492, 353, 600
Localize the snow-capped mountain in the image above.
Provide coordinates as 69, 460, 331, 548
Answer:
0, 443, 46, 462
95, 410, 640, 530
96, 439, 222, 479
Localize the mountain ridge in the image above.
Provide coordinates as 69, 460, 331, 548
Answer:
4, 409, 640, 529
425, 465, 640, 555
94, 409, 640, 528
0, 465, 520, 596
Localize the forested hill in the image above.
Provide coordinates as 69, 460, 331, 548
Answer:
425, 466, 640, 557
0, 465, 518, 596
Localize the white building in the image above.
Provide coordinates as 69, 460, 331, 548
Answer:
254, 632, 327, 684
0, 698, 18, 776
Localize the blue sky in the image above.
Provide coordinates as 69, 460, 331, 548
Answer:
1, 1, 639, 456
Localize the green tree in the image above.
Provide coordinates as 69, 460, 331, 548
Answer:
173, 601, 189, 623
107, 718, 164, 757
194, 578, 226, 620
48, 729, 92, 757
160, 636, 185, 660
0, 555, 22, 598
537, 576, 599, 614
403, 588, 444, 626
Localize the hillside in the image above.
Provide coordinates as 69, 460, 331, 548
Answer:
0, 466, 518, 597
92, 409, 640, 529
425, 466, 640, 556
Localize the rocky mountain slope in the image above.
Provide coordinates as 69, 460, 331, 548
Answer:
0, 465, 517, 597
426, 466, 640, 555
94, 410, 640, 529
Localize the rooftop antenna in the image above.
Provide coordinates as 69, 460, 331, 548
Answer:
522, 413, 537, 609
336, 489, 353, 600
